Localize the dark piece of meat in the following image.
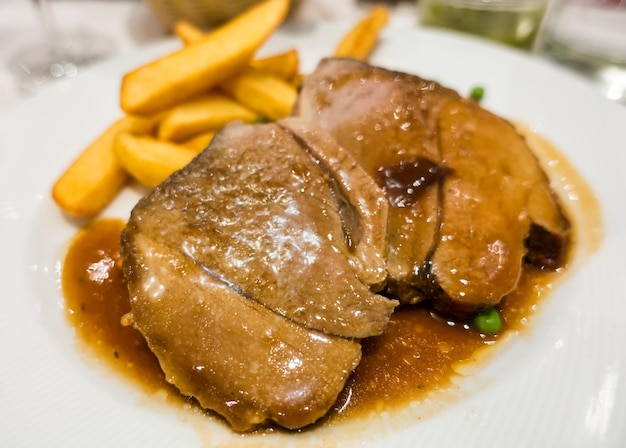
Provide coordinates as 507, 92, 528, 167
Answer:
295, 57, 570, 317
524, 182, 571, 270
121, 119, 397, 431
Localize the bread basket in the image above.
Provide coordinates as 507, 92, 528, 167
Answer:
144, 0, 302, 30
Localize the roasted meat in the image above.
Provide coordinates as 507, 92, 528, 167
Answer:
121, 58, 571, 431
295, 57, 570, 317
294, 57, 461, 303
121, 119, 397, 431
427, 99, 570, 316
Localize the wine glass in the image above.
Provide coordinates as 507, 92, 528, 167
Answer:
9, 0, 115, 96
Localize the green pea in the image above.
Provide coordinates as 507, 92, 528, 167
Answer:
472, 307, 502, 334
469, 86, 485, 102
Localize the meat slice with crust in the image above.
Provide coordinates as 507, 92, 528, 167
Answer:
425, 99, 570, 317
295, 57, 570, 317
121, 119, 396, 431
294, 57, 461, 303
122, 236, 362, 431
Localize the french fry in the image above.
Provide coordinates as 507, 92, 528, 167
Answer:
250, 49, 300, 81
53, 4, 392, 217
333, 5, 389, 60
120, 0, 290, 116
52, 115, 161, 217
220, 68, 298, 121
158, 93, 258, 142
173, 19, 300, 82
114, 132, 199, 187
182, 131, 217, 152
173, 20, 205, 46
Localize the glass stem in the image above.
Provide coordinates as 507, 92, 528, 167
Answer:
32, 0, 68, 57
33, 0, 57, 37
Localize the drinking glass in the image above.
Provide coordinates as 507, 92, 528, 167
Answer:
535, 0, 626, 104
9, 0, 115, 95
418, 0, 549, 49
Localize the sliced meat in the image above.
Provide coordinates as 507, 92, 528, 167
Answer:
278, 117, 389, 291
122, 234, 361, 432
125, 120, 396, 339
423, 99, 570, 317
294, 57, 460, 303
295, 58, 570, 317
121, 119, 396, 430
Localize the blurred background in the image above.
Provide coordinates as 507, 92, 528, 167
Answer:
1, 0, 624, 109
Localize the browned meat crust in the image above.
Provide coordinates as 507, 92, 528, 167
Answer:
295, 58, 570, 317
121, 120, 397, 431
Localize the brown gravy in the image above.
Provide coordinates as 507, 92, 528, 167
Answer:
62, 219, 176, 397
61, 218, 561, 424
60, 127, 602, 432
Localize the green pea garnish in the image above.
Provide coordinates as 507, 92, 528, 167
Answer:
472, 307, 502, 334
469, 86, 485, 102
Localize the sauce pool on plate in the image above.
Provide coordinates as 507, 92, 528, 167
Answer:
61, 217, 565, 425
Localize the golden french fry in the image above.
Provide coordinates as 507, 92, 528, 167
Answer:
172, 19, 300, 81
221, 68, 298, 121
114, 132, 199, 187
158, 93, 258, 142
52, 115, 160, 217
333, 5, 389, 60
182, 131, 217, 152
250, 49, 300, 81
173, 20, 205, 45
120, 0, 290, 116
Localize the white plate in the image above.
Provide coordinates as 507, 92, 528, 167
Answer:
1, 20, 625, 448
